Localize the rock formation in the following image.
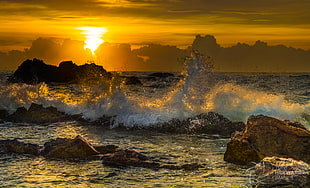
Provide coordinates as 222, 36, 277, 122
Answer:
0, 139, 40, 156
6, 103, 75, 124
41, 135, 99, 159
224, 115, 310, 165
8, 59, 112, 84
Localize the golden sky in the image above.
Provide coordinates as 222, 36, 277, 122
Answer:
0, 0, 310, 51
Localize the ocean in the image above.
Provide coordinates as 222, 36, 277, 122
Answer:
0, 54, 309, 187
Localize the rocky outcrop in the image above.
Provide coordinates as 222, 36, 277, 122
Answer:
0, 135, 205, 170
0, 139, 40, 156
224, 115, 310, 165
254, 157, 310, 187
6, 103, 74, 123
41, 135, 99, 159
8, 59, 112, 84
153, 112, 245, 137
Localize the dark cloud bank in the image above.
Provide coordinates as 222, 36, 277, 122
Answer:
1, 35, 310, 72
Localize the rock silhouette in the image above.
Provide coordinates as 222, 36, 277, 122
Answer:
8, 58, 112, 84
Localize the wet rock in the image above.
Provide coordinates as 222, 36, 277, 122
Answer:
41, 135, 99, 159
0, 139, 40, 156
254, 156, 310, 187
224, 115, 310, 165
0, 109, 9, 119
101, 149, 161, 168
155, 112, 245, 137
7, 103, 72, 123
8, 58, 111, 84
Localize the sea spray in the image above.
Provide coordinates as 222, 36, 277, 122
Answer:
203, 83, 310, 126
0, 55, 308, 127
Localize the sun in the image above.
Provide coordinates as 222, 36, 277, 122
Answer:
78, 27, 108, 54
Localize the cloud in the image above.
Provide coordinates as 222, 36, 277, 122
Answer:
1, 35, 310, 72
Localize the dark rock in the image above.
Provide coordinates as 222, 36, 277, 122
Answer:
122, 76, 142, 85
0, 139, 40, 156
0, 109, 9, 119
41, 135, 99, 159
101, 149, 160, 168
7, 103, 71, 123
224, 115, 310, 165
254, 157, 309, 187
149, 72, 174, 78
8, 58, 111, 84
154, 112, 245, 137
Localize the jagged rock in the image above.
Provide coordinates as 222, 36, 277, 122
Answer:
41, 135, 99, 159
254, 157, 310, 187
7, 103, 72, 123
224, 115, 310, 165
8, 58, 111, 84
0, 139, 40, 156
154, 112, 245, 137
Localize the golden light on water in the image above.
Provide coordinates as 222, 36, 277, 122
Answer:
78, 27, 108, 54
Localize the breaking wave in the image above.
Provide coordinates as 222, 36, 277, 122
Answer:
0, 52, 309, 127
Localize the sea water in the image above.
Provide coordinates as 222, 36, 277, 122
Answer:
0, 54, 309, 187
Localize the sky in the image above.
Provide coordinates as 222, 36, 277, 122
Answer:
0, 0, 309, 71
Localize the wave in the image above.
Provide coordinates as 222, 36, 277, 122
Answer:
0, 53, 309, 127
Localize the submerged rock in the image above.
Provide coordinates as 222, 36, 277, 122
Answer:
8, 58, 111, 84
224, 115, 310, 165
254, 157, 310, 187
101, 149, 159, 168
0, 139, 40, 156
41, 135, 99, 159
154, 112, 245, 137
7, 103, 73, 123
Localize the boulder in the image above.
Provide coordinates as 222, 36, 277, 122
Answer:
41, 135, 99, 159
0, 139, 40, 156
254, 157, 309, 187
154, 112, 245, 137
224, 115, 310, 165
7, 103, 72, 123
8, 59, 111, 84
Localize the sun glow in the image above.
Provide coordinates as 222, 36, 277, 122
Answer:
78, 27, 108, 54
